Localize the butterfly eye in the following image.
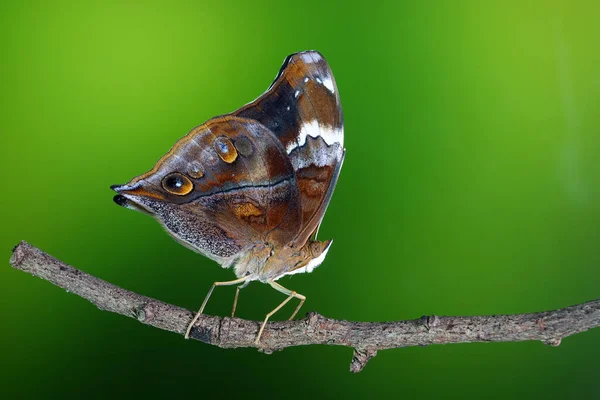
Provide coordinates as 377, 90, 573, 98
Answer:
161, 173, 193, 195
214, 137, 238, 163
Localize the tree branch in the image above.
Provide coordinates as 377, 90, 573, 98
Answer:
9, 241, 600, 372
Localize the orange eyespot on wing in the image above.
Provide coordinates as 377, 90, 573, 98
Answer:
161, 173, 193, 195
214, 136, 238, 163
188, 165, 204, 179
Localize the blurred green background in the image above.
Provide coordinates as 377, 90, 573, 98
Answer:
2, 0, 599, 398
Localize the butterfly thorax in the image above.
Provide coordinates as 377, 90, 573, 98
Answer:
233, 239, 332, 282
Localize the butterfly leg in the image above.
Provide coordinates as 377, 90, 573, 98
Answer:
184, 276, 248, 339
231, 280, 251, 318
254, 280, 306, 345
270, 280, 306, 320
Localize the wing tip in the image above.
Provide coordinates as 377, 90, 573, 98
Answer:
270, 50, 331, 88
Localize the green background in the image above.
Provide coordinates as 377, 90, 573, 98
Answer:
2, 1, 599, 398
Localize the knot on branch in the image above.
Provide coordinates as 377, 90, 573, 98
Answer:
421, 314, 439, 331
133, 303, 155, 323
543, 338, 562, 347
306, 311, 324, 327
350, 347, 377, 373
9, 240, 27, 268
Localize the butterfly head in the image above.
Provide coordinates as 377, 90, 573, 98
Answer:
111, 160, 193, 215
109, 120, 266, 263
110, 143, 207, 243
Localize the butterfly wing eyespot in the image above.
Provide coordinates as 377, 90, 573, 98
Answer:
233, 136, 253, 157
214, 136, 238, 163
188, 166, 204, 179
161, 172, 193, 195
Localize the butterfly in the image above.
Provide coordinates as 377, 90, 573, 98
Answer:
111, 51, 344, 344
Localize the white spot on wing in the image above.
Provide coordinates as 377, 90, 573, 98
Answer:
285, 120, 344, 154
322, 75, 335, 93
290, 139, 342, 170
299, 52, 322, 64
297, 52, 335, 94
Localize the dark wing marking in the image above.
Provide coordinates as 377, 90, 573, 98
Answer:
234, 51, 344, 248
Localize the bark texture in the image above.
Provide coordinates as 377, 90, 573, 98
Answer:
9, 241, 600, 372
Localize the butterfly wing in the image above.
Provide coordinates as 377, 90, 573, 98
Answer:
235, 51, 344, 247
112, 115, 303, 263
112, 51, 343, 266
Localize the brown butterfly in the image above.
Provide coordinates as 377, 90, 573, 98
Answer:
111, 51, 344, 344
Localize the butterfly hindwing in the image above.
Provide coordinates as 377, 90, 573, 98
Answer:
235, 51, 344, 247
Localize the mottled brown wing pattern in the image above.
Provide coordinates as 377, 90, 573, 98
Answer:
235, 51, 344, 247
111, 115, 303, 261
111, 51, 342, 266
